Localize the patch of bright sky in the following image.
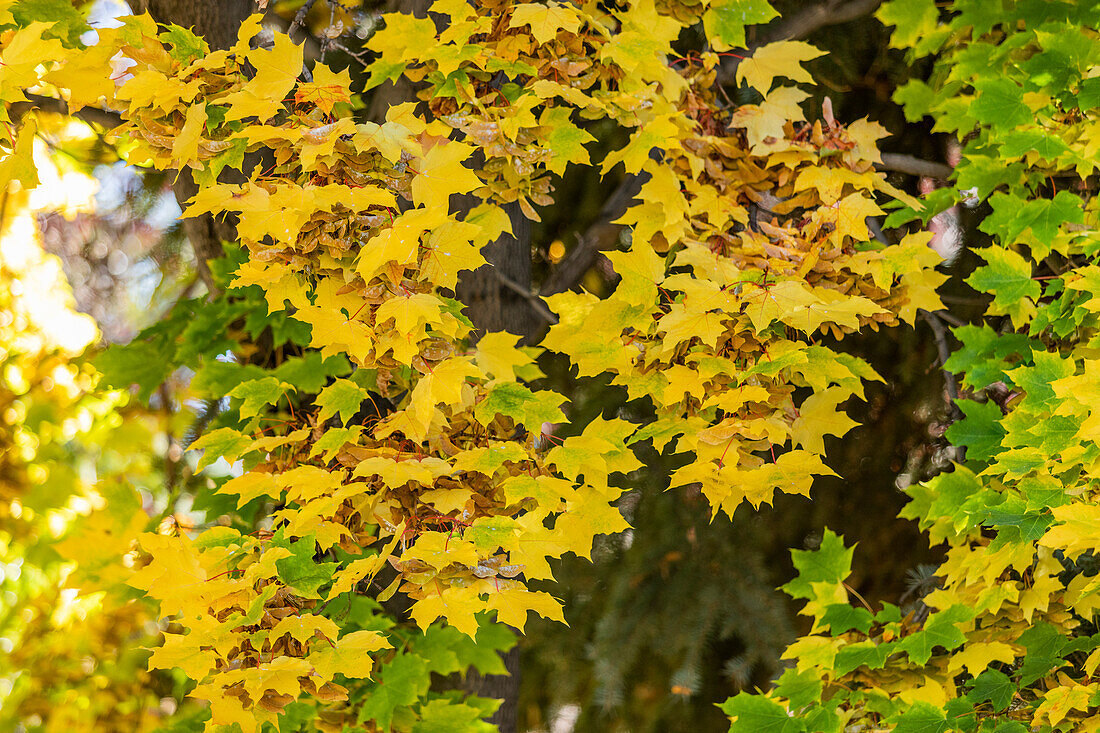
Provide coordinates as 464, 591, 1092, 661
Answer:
82, 0, 128, 44
1, 130, 100, 355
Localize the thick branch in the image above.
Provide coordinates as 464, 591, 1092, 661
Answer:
718, 0, 883, 85
540, 173, 642, 296
494, 270, 558, 324
763, 0, 883, 42
878, 153, 953, 179
918, 308, 961, 418
12, 93, 122, 130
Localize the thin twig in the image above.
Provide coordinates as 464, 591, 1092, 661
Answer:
494, 269, 558, 324
288, 0, 320, 37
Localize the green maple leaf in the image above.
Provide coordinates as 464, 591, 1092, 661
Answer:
781, 529, 853, 601
720, 693, 804, 733
474, 381, 567, 434
358, 653, 432, 729
954, 154, 1025, 201
833, 640, 891, 676
819, 604, 874, 634
966, 246, 1039, 324
309, 425, 363, 460
94, 339, 175, 402
1005, 349, 1074, 412
943, 324, 1030, 390
274, 352, 352, 393
702, 0, 777, 52
1000, 129, 1070, 159
272, 531, 337, 599
944, 399, 1005, 462
464, 516, 518, 553
229, 377, 292, 419
540, 106, 596, 175
966, 669, 1015, 713
898, 605, 972, 665
412, 699, 495, 733
893, 79, 937, 122
971, 79, 1031, 128
316, 378, 370, 426
1011, 190, 1085, 249
890, 702, 950, 733
190, 428, 255, 469
875, 0, 938, 49
161, 23, 209, 64
771, 667, 822, 710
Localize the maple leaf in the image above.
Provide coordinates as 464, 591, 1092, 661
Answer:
703, 0, 778, 52
736, 41, 825, 94
791, 388, 859, 454
509, 2, 581, 44
229, 377, 293, 419
218, 471, 282, 509
411, 585, 483, 638
316, 378, 370, 426
728, 86, 809, 150
294, 62, 353, 115
222, 33, 304, 122
171, 100, 206, 165
310, 630, 392, 680
146, 632, 217, 681
270, 613, 340, 645
474, 332, 536, 381
485, 588, 565, 632
411, 141, 483, 206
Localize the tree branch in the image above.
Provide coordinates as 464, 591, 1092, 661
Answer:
763, 0, 883, 43
494, 269, 558, 325
877, 153, 953, 179
540, 173, 642, 296
718, 0, 883, 85
918, 308, 961, 419
11, 93, 123, 130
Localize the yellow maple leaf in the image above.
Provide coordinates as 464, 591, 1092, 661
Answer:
171, 100, 206, 167
736, 41, 825, 94
728, 86, 809, 151
829, 191, 884, 244
146, 632, 217, 681
269, 613, 340, 645
509, 3, 581, 44
411, 141, 483, 206
294, 62, 352, 115
358, 207, 448, 282
947, 641, 1016, 676
485, 588, 565, 632
1039, 504, 1100, 561
218, 471, 281, 509
475, 332, 535, 381
250, 656, 312, 698
309, 630, 391, 680
410, 585, 483, 638
407, 356, 481, 438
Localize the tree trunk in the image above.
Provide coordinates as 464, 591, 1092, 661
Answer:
137, 0, 253, 292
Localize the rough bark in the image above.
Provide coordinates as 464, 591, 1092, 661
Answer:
142, 0, 253, 53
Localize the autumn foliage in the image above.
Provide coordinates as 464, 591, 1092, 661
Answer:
2, 0, 1100, 731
